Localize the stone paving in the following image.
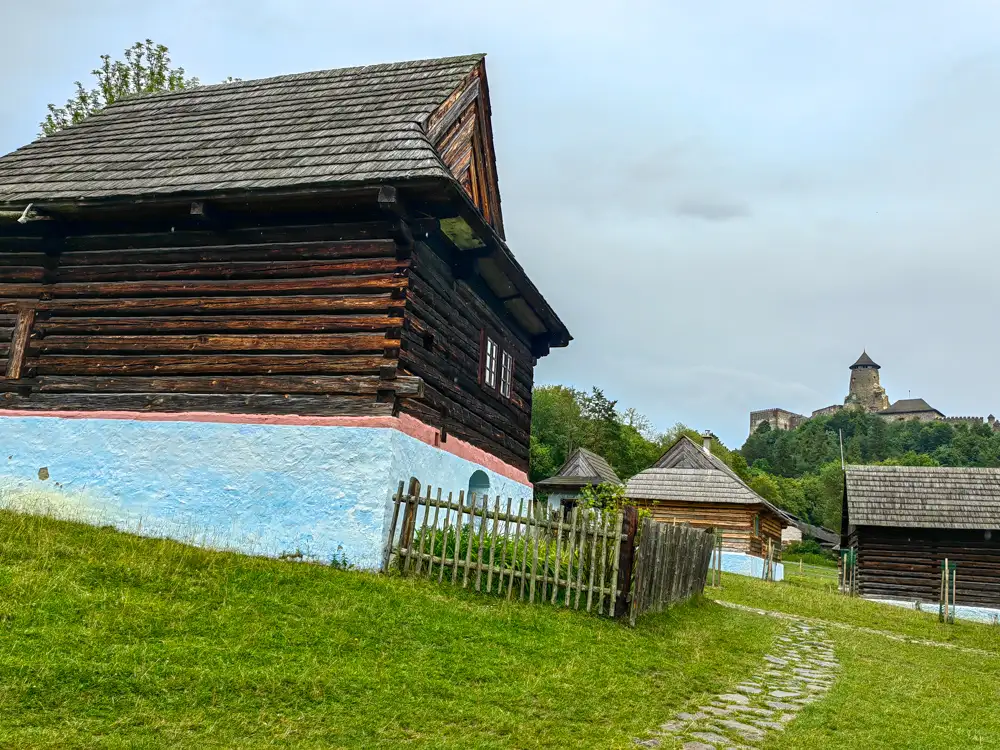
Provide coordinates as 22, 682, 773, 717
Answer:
633, 619, 839, 749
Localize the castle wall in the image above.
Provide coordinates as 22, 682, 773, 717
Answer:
750, 408, 804, 434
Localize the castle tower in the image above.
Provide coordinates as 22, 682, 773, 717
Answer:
845, 351, 890, 413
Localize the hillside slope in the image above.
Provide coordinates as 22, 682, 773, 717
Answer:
0, 511, 778, 749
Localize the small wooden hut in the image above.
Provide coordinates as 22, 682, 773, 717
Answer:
626, 435, 786, 559
535, 447, 622, 514
843, 465, 1000, 610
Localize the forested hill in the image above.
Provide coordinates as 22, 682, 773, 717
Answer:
530, 385, 1000, 532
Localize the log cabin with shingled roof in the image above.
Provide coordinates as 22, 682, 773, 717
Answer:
626, 434, 787, 562
0, 54, 570, 569
843, 465, 1000, 613
534, 447, 622, 515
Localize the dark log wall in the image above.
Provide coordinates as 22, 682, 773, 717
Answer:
398, 240, 533, 472
628, 500, 783, 560
0, 222, 414, 416
857, 526, 1000, 607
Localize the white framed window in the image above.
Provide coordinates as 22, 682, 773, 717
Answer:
483, 336, 498, 389
500, 350, 514, 398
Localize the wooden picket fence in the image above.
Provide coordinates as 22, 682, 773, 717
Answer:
383, 480, 716, 623
383, 481, 629, 616
628, 515, 716, 625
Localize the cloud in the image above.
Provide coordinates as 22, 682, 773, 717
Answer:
673, 197, 750, 221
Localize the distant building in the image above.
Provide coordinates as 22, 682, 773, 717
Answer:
749, 351, 998, 436
843, 465, 1000, 622
535, 447, 622, 516
626, 433, 788, 579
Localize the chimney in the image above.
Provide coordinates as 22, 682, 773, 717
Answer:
701, 430, 714, 455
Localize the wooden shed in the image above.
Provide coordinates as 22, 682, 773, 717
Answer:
535, 447, 622, 514
843, 465, 1000, 609
626, 435, 786, 558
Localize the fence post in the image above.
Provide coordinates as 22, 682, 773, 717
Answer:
382, 481, 405, 572
398, 478, 420, 573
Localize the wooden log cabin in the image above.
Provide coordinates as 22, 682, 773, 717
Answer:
0, 54, 570, 568
626, 435, 787, 565
843, 465, 1000, 614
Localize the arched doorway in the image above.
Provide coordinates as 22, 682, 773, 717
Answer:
468, 470, 491, 530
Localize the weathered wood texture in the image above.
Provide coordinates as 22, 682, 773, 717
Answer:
628, 516, 716, 626
857, 526, 1000, 608
398, 241, 534, 471
629, 499, 783, 561
385, 483, 625, 617
0, 227, 413, 415
428, 61, 504, 237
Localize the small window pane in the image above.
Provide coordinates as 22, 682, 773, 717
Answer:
500, 350, 513, 398
484, 337, 498, 389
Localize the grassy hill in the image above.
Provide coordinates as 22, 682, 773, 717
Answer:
0, 511, 777, 749
2, 510, 998, 748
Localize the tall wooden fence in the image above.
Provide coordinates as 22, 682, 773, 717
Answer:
628, 515, 716, 625
384, 481, 716, 623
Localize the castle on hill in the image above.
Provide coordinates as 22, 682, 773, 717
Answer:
749, 351, 999, 436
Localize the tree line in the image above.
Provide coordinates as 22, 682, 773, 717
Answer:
531, 385, 1000, 532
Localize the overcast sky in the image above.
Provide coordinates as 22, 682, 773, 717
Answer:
3, 1, 999, 447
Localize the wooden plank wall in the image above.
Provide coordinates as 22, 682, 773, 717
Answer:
399, 241, 533, 471
631, 500, 783, 560
858, 526, 1000, 607
0, 222, 413, 416
428, 61, 504, 237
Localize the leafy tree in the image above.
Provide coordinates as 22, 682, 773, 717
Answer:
42, 40, 199, 135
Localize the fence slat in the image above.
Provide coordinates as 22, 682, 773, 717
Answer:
574, 510, 589, 610
438, 492, 452, 584
508, 497, 524, 600
495, 497, 512, 595
551, 507, 565, 605
563, 505, 578, 608
519, 499, 532, 602
585, 512, 602, 613
474, 494, 489, 591
529, 501, 542, 604
463, 492, 477, 589
383, 481, 405, 572
427, 488, 442, 579
452, 490, 466, 586
415, 485, 432, 577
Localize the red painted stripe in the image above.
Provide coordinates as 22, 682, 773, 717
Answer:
0, 409, 531, 485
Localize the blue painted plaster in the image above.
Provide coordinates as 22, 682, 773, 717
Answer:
0, 416, 535, 571
870, 597, 1000, 625
712, 550, 785, 582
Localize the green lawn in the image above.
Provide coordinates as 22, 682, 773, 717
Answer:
0, 510, 781, 749
5, 510, 999, 748
706, 570, 1000, 749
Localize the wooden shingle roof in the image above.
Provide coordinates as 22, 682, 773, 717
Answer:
0, 54, 484, 204
627, 468, 766, 505
845, 465, 1000, 529
627, 436, 785, 524
535, 448, 622, 490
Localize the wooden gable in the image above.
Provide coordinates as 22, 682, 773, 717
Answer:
426, 60, 505, 238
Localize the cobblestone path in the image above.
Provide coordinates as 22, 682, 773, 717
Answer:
633, 619, 839, 749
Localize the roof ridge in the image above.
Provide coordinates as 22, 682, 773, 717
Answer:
99, 53, 486, 108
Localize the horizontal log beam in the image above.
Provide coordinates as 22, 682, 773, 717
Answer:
36, 315, 397, 335
59, 239, 396, 266
30, 354, 392, 376
54, 257, 406, 283
33, 334, 398, 354
0, 272, 407, 298
6, 294, 404, 316
3, 374, 423, 397
0, 392, 396, 417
